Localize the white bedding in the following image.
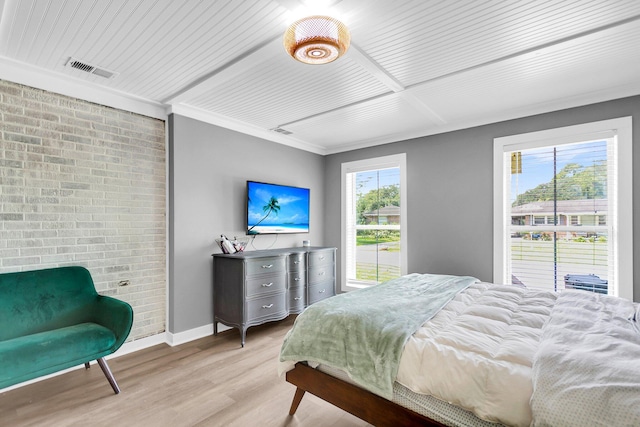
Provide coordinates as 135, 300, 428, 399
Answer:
397, 282, 557, 427
530, 291, 640, 426
280, 279, 640, 426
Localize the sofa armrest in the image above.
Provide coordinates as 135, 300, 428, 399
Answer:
91, 296, 134, 352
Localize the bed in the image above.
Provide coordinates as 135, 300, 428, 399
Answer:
278, 273, 640, 426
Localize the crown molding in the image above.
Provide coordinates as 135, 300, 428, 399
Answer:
0, 56, 167, 120
168, 103, 328, 155
2, 55, 637, 157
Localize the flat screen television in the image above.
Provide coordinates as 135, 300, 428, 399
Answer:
246, 181, 310, 235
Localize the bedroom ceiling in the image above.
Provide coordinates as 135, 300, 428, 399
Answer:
1, 0, 639, 155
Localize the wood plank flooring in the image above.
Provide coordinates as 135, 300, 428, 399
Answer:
0, 316, 371, 427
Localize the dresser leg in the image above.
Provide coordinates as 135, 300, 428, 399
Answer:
213, 321, 218, 336
241, 327, 246, 347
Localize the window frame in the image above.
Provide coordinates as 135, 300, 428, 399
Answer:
493, 117, 633, 300
341, 153, 407, 293
534, 216, 546, 225
598, 215, 607, 226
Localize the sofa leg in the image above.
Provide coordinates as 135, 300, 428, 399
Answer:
84, 362, 90, 369
97, 357, 121, 394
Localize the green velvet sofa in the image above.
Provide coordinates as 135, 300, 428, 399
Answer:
0, 266, 133, 394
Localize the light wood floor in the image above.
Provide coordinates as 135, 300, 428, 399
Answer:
0, 316, 371, 427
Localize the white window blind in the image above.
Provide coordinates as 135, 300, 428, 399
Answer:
507, 139, 613, 293
341, 154, 407, 292
494, 117, 633, 300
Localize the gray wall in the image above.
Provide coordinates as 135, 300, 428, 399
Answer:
324, 95, 640, 301
169, 114, 325, 334
168, 95, 639, 335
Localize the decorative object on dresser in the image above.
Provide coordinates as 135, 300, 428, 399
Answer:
212, 247, 336, 347
215, 235, 249, 254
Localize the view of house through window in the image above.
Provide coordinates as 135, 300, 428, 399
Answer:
342, 154, 406, 291
354, 168, 401, 283
494, 117, 633, 300
509, 140, 611, 293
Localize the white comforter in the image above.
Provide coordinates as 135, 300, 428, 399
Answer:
530, 291, 640, 426
397, 282, 557, 426
281, 280, 640, 426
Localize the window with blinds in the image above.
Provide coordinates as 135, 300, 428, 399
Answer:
341, 154, 407, 291
494, 118, 633, 300
508, 139, 612, 293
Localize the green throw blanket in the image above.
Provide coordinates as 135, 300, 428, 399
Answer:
279, 273, 478, 399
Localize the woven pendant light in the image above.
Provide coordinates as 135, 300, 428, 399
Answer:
283, 15, 350, 65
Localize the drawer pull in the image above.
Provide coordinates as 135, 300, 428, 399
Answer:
318, 271, 325, 276
294, 297, 302, 300
294, 277, 301, 281
294, 260, 301, 264
319, 256, 325, 260
319, 289, 326, 293
261, 282, 273, 287
262, 264, 273, 269
262, 304, 274, 309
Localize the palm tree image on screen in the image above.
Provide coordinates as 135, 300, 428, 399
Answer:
247, 196, 280, 234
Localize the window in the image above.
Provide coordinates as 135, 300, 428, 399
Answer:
494, 117, 633, 300
341, 154, 407, 292
598, 215, 607, 226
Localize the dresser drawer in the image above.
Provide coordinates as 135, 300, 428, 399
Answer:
308, 265, 333, 285
308, 250, 334, 268
288, 269, 306, 287
288, 286, 306, 312
245, 257, 286, 276
247, 293, 287, 321
288, 253, 306, 271
245, 274, 286, 297
308, 281, 334, 305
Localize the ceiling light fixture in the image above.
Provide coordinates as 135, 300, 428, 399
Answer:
283, 15, 350, 65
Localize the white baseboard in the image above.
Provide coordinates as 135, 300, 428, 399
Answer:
166, 323, 230, 347
108, 333, 168, 358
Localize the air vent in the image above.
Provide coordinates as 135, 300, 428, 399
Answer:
65, 57, 118, 79
272, 127, 293, 135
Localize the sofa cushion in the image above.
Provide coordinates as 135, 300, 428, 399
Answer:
0, 267, 99, 341
0, 323, 116, 389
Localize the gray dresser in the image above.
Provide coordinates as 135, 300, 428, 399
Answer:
212, 246, 336, 347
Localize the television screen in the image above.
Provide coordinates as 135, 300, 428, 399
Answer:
246, 181, 310, 235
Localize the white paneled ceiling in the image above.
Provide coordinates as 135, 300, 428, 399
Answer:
1, 0, 639, 154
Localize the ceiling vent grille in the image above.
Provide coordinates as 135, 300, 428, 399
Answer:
65, 57, 118, 79
272, 127, 293, 135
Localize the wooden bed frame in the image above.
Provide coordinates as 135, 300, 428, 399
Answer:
286, 363, 445, 427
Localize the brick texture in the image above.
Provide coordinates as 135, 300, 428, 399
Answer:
0, 80, 166, 341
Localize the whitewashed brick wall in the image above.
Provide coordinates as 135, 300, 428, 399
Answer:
0, 80, 166, 341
